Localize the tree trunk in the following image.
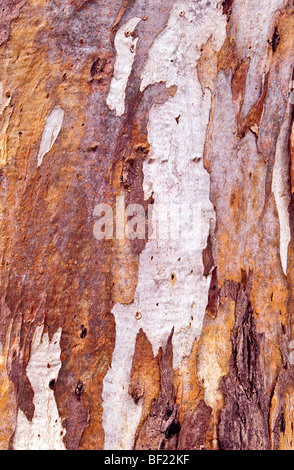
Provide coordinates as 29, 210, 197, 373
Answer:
0, 0, 294, 450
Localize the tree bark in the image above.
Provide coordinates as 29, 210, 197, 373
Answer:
0, 0, 294, 450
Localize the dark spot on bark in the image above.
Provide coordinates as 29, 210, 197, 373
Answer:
222, 0, 234, 20
90, 57, 107, 78
49, 379, 56, 390
280, 412, 286, 433
80, 325, 87, 339
230, 192, 236, 206
135, 145, 149, 156
270, 27, 280, 53
75, 381, 84, 400
135, 311, 142, 320
87, 144, 98, 152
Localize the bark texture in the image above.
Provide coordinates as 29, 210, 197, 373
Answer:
0, 0, 294, 450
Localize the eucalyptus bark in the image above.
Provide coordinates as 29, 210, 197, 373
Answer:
0, 0, 294, 450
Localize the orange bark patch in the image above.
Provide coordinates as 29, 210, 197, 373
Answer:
129, 329, 160, 430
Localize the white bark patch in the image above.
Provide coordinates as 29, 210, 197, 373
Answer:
0, 83, 11, 115
37, 106, 64, 167
102, 312, 143, 450
13, 327, 65, 450
0, 82, 13, 167
102, 0, 227, 450
106, 17, 142, 116
272, 101, 292, 276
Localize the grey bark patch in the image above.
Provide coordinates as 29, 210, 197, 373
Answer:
59, 394, 89, 450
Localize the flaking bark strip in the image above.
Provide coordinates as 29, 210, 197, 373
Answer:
219, 270, 270, 450
237, 73, 269, 138
270, 366, 291, 450
290, 120, 294, 194
231, 58, 251, 113
177, 400, 212, 450
217, 34, 239, 76
202, 226, 215, 278
129, 328, 160, 420
133, 329, 181, 450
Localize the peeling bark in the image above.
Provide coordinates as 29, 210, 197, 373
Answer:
218, 270, 270, 450
0, 0, 294, 451
133, 330, 181, 451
